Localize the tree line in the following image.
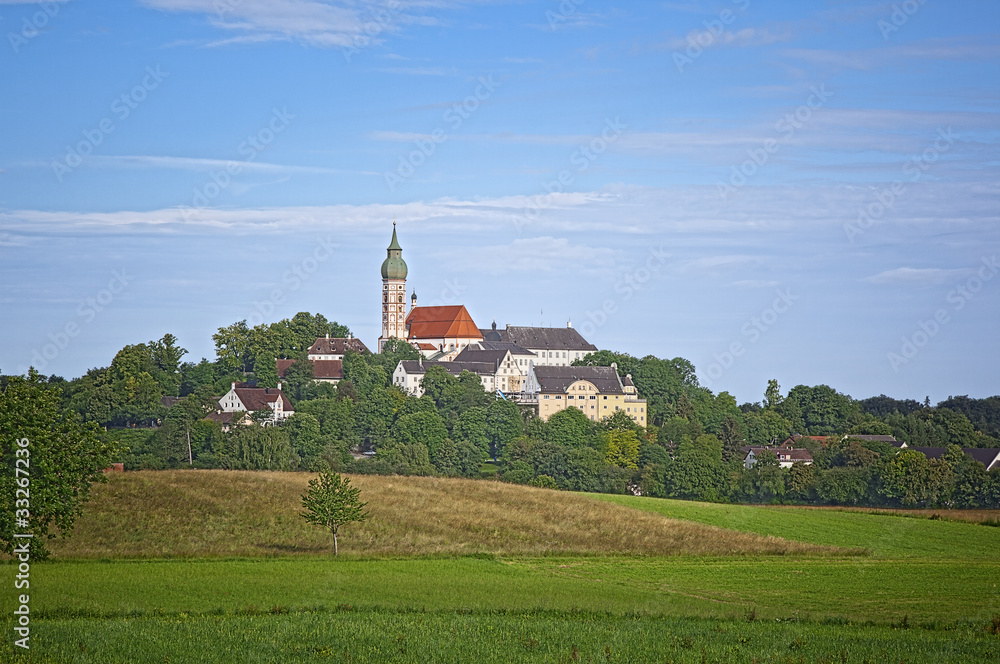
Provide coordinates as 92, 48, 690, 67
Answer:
5, 311, 1000, 511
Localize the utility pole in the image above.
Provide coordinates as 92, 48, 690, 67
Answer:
187, 428, 193, 466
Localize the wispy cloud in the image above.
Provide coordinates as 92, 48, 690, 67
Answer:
784, 36, 1000, 71
864, 267, 973, 285
447, 236, 618, 275
50, 155, 378, 176
139, 0, 499, 49
659, 25, 794, 51
141, 0, 367, 48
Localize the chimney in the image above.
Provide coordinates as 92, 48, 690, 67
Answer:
567, 320, 572, 328
277, 382, 282, 392
231, 382, 236, 391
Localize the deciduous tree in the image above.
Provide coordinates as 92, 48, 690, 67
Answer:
300, 472, 368, 555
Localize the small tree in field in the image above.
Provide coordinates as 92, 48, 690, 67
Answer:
300, 472, 368, 555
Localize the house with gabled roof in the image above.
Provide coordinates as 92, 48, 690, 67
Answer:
452, 346, 526, 394
216, 381, 293, 424
489, 323, 597, 367
276, 358, 344, 384
744, 445, 814, 469
393, 359, 501, 397
908, 446, 1000, 471
523, 363, 646, 425
307, 335, 370, 360
273, 335, 371, 386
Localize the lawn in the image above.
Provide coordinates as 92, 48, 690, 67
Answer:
3, 610, 998, 664
589, 493, 1000, 558
4, 471, 1000, 662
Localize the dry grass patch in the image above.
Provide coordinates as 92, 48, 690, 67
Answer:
47, 470, 845, 559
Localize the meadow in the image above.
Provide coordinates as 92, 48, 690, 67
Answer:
2, 471, 999, 662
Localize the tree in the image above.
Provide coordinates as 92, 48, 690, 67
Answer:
764, 379, 783, 409
600, 429, 641, 469
300, 472, 369, 555
1, 371, 119, 559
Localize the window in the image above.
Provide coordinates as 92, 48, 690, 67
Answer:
590, 395, 596, 400
543, 395, 549, 400
556, 396, 562, 400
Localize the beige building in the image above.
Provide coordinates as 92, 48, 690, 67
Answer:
524, 363, 646, 425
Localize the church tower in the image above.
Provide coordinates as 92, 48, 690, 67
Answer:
378, 222, 408, 352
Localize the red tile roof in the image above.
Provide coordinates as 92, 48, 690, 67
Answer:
307, 337, 370, 356
234, 386, 292, 412
406, 305, 483, 341
276, 359, 343, 380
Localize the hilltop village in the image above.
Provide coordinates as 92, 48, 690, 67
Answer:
249, 225, 648, 427
25, 228, 997, 508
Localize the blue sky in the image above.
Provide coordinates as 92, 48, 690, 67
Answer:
1, 0, 997, 405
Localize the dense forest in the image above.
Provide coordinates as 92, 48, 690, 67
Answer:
5, 311, 1000, 509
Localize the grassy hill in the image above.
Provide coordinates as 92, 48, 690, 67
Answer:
48, 470, 841, 559
591, 494, 1000, 559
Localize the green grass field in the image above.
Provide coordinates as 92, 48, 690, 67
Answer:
589, 493, 1000, 558
2, 471, 1000, 662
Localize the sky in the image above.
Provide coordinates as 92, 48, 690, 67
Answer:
0, 0, 997, 406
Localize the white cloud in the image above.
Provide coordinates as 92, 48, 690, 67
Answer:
139, 0, 505, 49
447, 236, 618, 276
140, 0, 385, 48
864, 267, 972, 285
83, 154, 376, 176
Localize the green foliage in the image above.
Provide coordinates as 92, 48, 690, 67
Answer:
782, 384, 860, 436
742, 409, 792, 446
214, 313, 350, 383
0, 371, 119, 558
543, 407, 595, 448
737, 450, 786, 504
485, 399, 522, 460
877, 449, 952, 507
221, 426, 294, 470
529, 474, 559, 489
668, 434, 727, 502
393, 410, 448, 461
300, 471, 368, 555
600, 429, 641, 469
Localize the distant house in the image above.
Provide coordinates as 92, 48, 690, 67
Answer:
908, 446, 1000, 472
488, 323, 597, 367
214, 381, 293, 425
744, 445, 814, 469
523, 363, 646, 425
276, 358, 344, 384
452, 346, 527, 394
393, 359, 502, 397
274, 336, 370, 386
306, 335, 370, 360
779, 435, 827, 447
844, 434, 906, 447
